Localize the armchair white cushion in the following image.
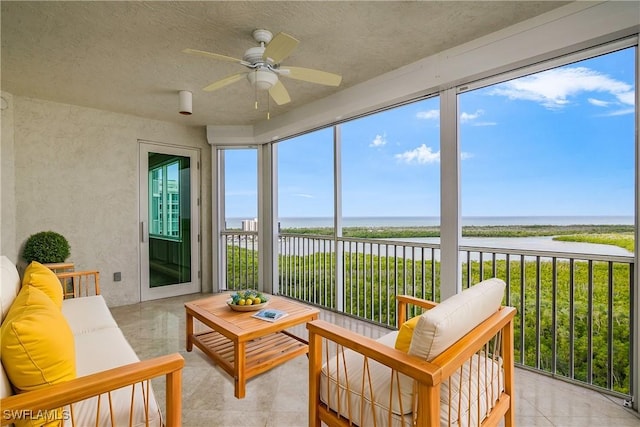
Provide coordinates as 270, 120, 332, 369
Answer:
408, 278, 506, 361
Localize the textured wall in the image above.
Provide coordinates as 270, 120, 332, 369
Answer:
10, 96, 211, 306
1, 92, 17, 262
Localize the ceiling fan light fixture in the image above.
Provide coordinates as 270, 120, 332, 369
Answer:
178, 90, 192, 115
247, 69, 278, 90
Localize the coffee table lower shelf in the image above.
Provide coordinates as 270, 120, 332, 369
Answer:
191, 329, 309, 397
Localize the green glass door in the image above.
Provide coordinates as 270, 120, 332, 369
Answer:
140, 143, 200, 300
148, 153, 191, 286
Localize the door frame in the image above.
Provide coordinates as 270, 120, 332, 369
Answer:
139, 141, 201, 301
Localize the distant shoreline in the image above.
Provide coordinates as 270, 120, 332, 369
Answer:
227, 215, 635, 229
277, 223, 635, 237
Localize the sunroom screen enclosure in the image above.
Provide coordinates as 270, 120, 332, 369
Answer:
210, 32, 639, 410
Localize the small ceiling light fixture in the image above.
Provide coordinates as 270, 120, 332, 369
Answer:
246, 68, 278, 91
178, 90, 192, 115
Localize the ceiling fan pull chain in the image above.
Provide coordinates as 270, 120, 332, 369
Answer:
267, 93, 271, 120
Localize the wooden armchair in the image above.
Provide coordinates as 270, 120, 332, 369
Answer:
307, 278, 516, 427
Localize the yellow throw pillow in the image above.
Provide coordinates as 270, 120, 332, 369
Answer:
394, 315, 421, 353
1, 285, 76, 427
22, 261, 63, 309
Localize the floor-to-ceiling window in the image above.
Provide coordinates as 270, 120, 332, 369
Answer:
277, 128, 335, 232
341, 99, 441, 226
340, 97, 441, 320
459, 45, 636, 398
221, 148, 258, 289
277, 128, 335, 304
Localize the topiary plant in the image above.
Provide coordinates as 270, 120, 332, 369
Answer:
22, 231, 71, 264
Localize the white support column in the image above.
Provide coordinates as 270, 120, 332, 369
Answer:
439, 88, 462, 301
632, 42, 639, 412
334, 125, 344, 312
211, 148, 225, 293
258, 143, 278, 295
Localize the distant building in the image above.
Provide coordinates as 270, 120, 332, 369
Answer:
241, 218, 258, 231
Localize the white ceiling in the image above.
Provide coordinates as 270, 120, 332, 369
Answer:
1, 1, 571, 127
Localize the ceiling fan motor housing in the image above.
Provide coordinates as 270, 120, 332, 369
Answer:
243, 46, 268, 65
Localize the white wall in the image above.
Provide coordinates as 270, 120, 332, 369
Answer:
4, 96, 211, 306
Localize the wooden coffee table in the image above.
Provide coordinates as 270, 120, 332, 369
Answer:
185, 293, 320, 398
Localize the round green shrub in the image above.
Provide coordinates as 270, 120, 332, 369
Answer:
22, 231, 71, 263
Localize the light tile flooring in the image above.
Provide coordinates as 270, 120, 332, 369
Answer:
110, 293, 640, 427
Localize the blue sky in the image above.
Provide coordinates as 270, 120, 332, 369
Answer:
226, 47, 636, 220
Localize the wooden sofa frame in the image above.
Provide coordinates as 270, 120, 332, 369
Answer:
308, 294, 516, 427
1, 269, 184, 427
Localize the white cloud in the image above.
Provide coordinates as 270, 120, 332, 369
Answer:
294, 193, 313, 199
370, 134, 387, 147
395, 144, 440, 164
490, 66, 634, 111
416, 109, 440, 120
460, 109, 496, 126
617, 91, 635, 106
395, 145, 474, 164
460, 109, 484, 123
600, 108, 635, 117
588, 98, 610, 107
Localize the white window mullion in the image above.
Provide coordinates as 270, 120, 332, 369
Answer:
334, 124, 344, 312
439, 88, 462, 301
632, 40, 639, 413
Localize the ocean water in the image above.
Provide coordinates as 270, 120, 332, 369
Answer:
227, 216, 634, 229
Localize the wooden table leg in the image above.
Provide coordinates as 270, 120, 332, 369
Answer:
186, 311, 193, 352
234, 340, 246, 399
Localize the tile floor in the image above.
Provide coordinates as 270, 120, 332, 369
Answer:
110, 293, 640, 427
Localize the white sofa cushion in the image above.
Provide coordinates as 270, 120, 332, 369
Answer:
1, 255, 21, 322
62, 295, 118, 335
408, 278, 506, 361
0, 255, 21, 399
69, 327, 162, 427
440, 353, 504, 427
320, 331, 414, 425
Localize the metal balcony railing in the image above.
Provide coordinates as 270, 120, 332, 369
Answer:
222, 231, 635, 401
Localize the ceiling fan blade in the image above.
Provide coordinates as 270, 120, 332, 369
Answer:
203, 72, 246, 92
183, 48, 247, 65
263, 32, 299, 63
269, 80, 291, 105
281, 66, 342, 87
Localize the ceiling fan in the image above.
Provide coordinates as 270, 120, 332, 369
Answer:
183, 29, 342, 108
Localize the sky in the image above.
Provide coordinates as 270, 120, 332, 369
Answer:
225, 46, 636, 221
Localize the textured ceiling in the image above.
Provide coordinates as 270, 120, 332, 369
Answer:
1, 1, 570, 127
